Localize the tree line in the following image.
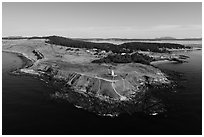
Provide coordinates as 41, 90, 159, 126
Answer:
92, 53, 154, 65
46, 36, 189, 53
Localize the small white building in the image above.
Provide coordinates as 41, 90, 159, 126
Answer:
101, 50, 106, 53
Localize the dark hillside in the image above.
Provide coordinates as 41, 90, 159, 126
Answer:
92, 52, 154, 65
46, 36, 188, 53
46, 36, 118, 52
119, 42, 187, 53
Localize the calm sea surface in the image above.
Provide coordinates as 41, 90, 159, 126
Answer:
2, 49, 202, 135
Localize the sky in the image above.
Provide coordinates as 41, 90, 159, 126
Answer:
2, 2, 202, 39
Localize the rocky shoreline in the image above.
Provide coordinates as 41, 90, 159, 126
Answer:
3, 51, 34, 74
6, 50, 173, 116
2, 38, 188, 117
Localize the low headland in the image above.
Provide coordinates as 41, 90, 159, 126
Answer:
2, 36, 197, 116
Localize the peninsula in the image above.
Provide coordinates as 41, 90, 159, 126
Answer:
2, 36, 192, 116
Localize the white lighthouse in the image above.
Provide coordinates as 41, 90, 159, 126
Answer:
111, 70, 117, 77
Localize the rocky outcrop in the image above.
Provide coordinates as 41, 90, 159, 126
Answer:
18, 61, 171, 116
32, 50, 44, 60
26, 62, 170, 100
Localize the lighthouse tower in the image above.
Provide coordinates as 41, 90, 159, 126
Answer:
111, 70, 117, 77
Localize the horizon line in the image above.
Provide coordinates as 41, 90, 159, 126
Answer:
2, 35, 202, 40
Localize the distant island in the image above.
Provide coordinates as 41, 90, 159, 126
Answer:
155, 36, 177, 40
3, 36, 202, 41
2, 35, 198, 116
79, 37, 202, 41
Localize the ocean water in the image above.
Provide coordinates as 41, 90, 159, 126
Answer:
88, 40, 202, 46
2, 49, 202, 135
